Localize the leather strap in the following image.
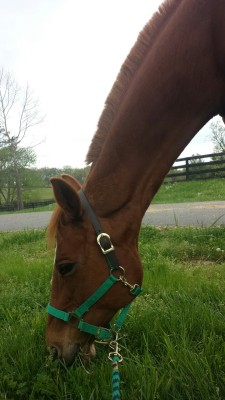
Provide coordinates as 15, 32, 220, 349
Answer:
78, 190, 120, 270
78, 189, 103, 235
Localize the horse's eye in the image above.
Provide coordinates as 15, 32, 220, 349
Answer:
58, 263, 77, 277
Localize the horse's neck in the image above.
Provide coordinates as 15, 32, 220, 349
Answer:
83, 117, 206, 224
83, 0, 225, 225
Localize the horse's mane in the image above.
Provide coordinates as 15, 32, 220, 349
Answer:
86, 0, 179, 164
47, 0, 179, 242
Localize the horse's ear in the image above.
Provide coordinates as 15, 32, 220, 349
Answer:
50, 177, 81, 219
61, 174, 81, 191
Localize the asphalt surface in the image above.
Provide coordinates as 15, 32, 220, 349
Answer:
1, 201, 225, 232
0, 211, 53, 232
143, 201, 225, 227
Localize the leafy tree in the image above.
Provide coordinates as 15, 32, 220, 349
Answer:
0, 146, 37, 205
0, 125, 6, 147
38, 166, 90, 187
208, 119, 225, 177
38, 167, 63, 187
210, 119, 225, 153
0, 68, 44, 209
0, 147, 14, 204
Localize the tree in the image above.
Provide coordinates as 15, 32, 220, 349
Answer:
37, 166, 90, 187
0, 125, 6, 147
0, 146, 37, 205
0, 68, 44, 209
209, 118, 225, 153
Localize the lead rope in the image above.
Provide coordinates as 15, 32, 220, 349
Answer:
112, 356, 120, 400
108, 332, 123, 400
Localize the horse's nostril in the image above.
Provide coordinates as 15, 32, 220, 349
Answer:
48, 344, 80, 365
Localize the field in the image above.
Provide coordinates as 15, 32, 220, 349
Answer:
26, 178, 225, 205
152, 178, 225, 204
1, 227, 225, 399
1, 178, 225, 215
22, 188, 53, 202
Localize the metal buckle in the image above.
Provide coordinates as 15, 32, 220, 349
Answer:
96, 326, 112, 341
108, 331, 123, 362
119, 274, 140, 293
97, 233, 115, 254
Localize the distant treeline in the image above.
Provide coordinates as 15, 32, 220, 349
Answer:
37, 166, 91, 186
0, 166, 90, 206
1, 152, 225, 207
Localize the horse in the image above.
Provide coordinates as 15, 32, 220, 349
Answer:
46, 0, 225, 365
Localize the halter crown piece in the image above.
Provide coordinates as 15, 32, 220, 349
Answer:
46, 189, 143, 399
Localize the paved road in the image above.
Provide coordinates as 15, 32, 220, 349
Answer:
1, 201, 225, 232
142, 201, 225, 227
0, 211, 53, 232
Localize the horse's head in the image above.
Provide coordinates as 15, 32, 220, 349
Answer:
46, 175, 143, 365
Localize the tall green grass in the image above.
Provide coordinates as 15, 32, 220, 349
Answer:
1, 227, 225, 399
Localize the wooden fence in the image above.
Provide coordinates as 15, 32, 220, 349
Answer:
0, 199, 55, 212
165, 152, 225, 183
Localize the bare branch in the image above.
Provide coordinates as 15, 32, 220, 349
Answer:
0, 69, 44, 149
15, 83, 44, 144
0, 67, 45, 209
0, 69, 20, 127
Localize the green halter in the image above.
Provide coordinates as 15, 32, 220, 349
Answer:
46, 190, 142, 340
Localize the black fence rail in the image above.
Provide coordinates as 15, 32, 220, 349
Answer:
0, 199, 55, 212
165, 152, 225, 183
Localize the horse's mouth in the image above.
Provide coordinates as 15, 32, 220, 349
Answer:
79, 341, 96, 360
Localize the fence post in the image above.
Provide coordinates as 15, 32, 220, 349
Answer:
186, 159, 189, 180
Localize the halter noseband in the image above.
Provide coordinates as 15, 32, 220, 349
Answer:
47, 189, 142, 341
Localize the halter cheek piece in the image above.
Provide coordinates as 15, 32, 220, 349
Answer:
47, 189, 142, 341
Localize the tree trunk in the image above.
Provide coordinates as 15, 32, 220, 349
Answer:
11, 145, 23, 210
14, 168, 23, 210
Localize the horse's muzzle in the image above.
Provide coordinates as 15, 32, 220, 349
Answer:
49, 343, 80, 366
49, 342, 96, 366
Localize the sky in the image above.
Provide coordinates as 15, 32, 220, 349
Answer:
0, 0, 217, 169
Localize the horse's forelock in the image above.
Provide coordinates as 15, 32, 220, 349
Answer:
47, 206, 62, 248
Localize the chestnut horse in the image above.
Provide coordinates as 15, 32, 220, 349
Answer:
46, 0, 225, 365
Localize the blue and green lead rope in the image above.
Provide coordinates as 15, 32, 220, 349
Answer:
112, 355, 120, 400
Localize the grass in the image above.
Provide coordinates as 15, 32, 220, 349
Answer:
22, 188, 53, 202
1, 227, 225, 399
152, 178, 225, 204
